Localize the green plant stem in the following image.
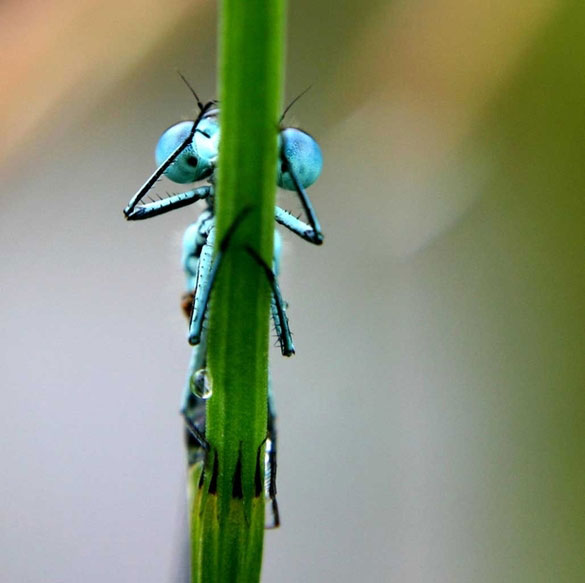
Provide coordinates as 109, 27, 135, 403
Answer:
189, 1, 285, 581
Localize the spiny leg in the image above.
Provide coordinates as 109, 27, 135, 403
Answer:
270, 296, 294, 356
277, 146, 323, 245
188, 232, 214, 346
124, 186, 211, 220
244, 246, 295, 357
182, 212, 214, 295
275, 204, 323, 246
188, 206, 253, 345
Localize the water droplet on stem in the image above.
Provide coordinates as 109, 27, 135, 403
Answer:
192, 368, 212, 399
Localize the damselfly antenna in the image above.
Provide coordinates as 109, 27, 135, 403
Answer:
279, 86, 312, 124
177, 70, 205, 112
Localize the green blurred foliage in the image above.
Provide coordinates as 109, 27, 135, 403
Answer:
416, 4, 585, 579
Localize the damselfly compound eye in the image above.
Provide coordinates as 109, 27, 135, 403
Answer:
277, 128, 322, 191
155, 121, 198, 183
154, 118, 219, 184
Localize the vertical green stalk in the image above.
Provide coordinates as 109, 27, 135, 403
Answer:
189, 1, 285, 582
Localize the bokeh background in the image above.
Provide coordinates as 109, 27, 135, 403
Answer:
3, 1, 585, 581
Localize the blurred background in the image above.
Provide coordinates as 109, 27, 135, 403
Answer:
2, 0, 585, 581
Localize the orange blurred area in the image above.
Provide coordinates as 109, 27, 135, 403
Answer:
0, 0, 202, 165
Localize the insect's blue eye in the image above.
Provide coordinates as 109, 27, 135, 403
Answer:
277, 128, 322, 191
155, 121, 198, 183
197, 114, 220, 142
155, 120, 218, 184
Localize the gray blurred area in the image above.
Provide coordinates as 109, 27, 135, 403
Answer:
3, 1, 585, 582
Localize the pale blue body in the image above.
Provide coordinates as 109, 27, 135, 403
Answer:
124, 96, 324, 528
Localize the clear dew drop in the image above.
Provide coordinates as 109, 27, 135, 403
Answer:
192, 368, 212, 399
